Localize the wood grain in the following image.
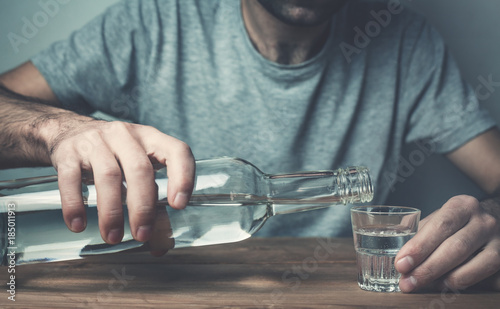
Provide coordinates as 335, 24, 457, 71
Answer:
1, 238, 499, 308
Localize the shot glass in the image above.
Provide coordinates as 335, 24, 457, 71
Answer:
351, 206, 420, 292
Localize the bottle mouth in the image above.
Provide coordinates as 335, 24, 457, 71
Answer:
337, 167, 374, 204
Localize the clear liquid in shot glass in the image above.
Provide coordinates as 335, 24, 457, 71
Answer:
354, 225, 416, 292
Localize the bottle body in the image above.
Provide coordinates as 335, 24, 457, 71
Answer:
0, 157, 372, 265
0, 194, 271, 265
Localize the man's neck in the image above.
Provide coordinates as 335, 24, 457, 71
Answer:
241, 0, 332, 65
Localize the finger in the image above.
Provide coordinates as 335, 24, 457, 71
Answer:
398, 212, 490, 292
438, 238, 500, 291
395, 196, 473, 275
148, 205, 174, 256
90, 144, 124, 245
105, 123, 157, 242
470, 269, 500, 291
57, 161, 86, 232
139, 129, 195, 210
165, 142, 195, 210
418, 209, 437, 231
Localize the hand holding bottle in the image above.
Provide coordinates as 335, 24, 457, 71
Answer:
0, 157, 373, 265
45, 117, 195, 246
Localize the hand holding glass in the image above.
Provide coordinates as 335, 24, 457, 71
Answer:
351, 206, 420, 292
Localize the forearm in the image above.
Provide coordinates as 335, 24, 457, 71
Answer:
0, 63, 195, 248
0, 84, 90, 168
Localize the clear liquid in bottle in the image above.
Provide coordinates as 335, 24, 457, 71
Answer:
1, 157, 373, 265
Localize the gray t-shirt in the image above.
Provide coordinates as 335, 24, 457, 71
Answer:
32, 0, 496, 237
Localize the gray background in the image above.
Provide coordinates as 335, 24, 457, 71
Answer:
0, 0, 499, 217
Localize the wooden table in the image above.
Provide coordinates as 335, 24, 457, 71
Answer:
1, 237, 499, 308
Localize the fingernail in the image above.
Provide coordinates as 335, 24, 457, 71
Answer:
70, 217, 85, 232
396, 256, 415, 273
174, 192, 190, 208
107, 228, 122, 244
136, 225, 152, 242
400, 276, 417, 292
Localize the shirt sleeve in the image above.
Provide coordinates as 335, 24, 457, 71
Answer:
31, 0, 163, 119
403, 22, 497, 154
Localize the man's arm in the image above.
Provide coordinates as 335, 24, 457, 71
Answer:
0, 61, 62, 167
0, 61, 60, 103
0, 62, 195, 252
395, 128, 500, 292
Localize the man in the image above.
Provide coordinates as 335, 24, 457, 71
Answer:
0, 0, 499, 292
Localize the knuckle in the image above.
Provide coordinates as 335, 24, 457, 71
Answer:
131, 205, 156, 220
449, 195, 479, 211
464, 201, 481, 214
174, 140, 193, 156
127, 159, 154, 177
450, 236, 473, 256
481, 213, 498, 231
61, 198, 84, 212
73, 133, 102, 156
445, 274, 470, 290
59, 190, 84, 211
141, 124, 163, 137
484, 249, 500, 272
108, 120, 131, 133
141, 123, 159, 132
434, 216, 456, 236
413, 264, 435, 284
100, 206, 123, 221
85, 126, 104, 140
53, 140, 74, 155
56, 162, 79, 176
100, 165, 123, 180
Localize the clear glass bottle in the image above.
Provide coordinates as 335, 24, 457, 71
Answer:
0, 157, 373, 265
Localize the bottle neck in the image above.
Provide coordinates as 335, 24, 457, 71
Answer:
266, 167, 373, 216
